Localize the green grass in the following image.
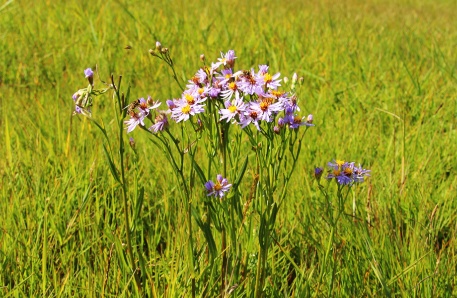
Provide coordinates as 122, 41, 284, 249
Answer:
1, 0, 457, 296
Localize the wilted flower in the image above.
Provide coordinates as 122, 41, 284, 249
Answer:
205, 174, 232, 199
314, 167, 324, 180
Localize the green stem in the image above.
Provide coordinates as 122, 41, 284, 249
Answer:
220, 123, 228, 297
111, 75, 143, 295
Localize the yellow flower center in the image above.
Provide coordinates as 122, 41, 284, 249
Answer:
343, 167, 353, 176
333, 169, 341, 176
181, 104, 191, 114
229, 82, 237, 91
336, 160, 345, 167
228, 105, 237, 113
214, 182, 222, 191
264, 73, 272, 83
198, 88, 204, 95
260, 101, 269, 111
271, 90, 284, 98
185, 94, 195, 105
225, 74, 231, 79
293, 116, 302, 123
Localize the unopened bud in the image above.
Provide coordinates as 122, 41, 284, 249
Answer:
277, 117, 285, 127
292, 73, 298, 83
155, 41, 162, 50
299, 77, 304, 84
273, 126, 281, 134
129, 137, 136, 149
161, 47, 169, 54
200, 54, 205, 62
84, 68, 94, 86
306, 114, 313, 124
147, 95, 154, 105
314, 167, 323, 180
283, 77, 289, 84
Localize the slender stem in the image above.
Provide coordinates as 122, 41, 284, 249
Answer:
111, 75, 143, 295
220, 123, 228, 297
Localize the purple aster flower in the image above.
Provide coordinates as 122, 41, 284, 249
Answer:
215, 68, 233, 87
208, 86, 221, 99
289, 115, 313, 129
219, 93, 247, 123
149, 113, 169, 133
220, 81, 240, 100
258, 65, 269, 75
205, 174, 232, 199
258, 69, 281, 90
124, 112, 146, 133
171, 99, 205, 123
239, 107, 261, 131
353, 164, 371, 182
326, 160, 370, 186
216, 50, 237, 69
250, 96, 283, 122
238, 69, 264, 95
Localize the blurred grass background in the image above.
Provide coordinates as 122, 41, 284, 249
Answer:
1, 0, 457, 296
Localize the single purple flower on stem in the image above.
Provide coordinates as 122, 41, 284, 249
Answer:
84, 68, 94, 85
205, 174, 232, 199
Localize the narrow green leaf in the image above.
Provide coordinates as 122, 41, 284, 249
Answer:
102, 144, 121, 183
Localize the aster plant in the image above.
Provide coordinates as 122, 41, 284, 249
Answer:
72, 44, 314, 297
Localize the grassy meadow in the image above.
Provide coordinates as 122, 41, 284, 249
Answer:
1, 0, 457, 296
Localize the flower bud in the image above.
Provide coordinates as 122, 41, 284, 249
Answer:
306, 114, 313, 124
129, 137, 136, 149
292, 73, 298, 84
84, 68, 94, 86
147, 95, 154, 106
277, 117, 285, 127
200, 54, 205, 62
314, 167, 324, 180
161, 47, 169, 54
155, 41, 162, 50
273, 126, 280, 134
283, 77, 289, 84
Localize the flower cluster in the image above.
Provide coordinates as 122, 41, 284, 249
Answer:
205, 174, 232, 199
123, 49, 314, 133
324, 160, 370, 186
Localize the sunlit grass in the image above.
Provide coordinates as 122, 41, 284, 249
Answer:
1, 0, 456, 296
